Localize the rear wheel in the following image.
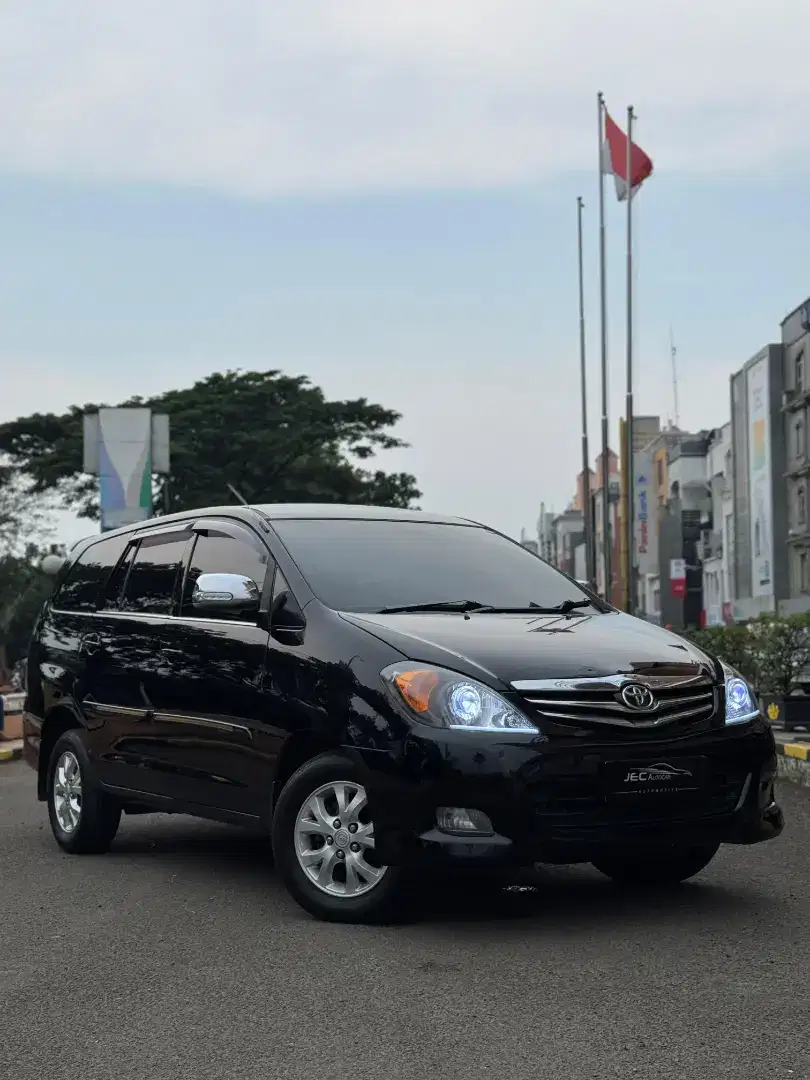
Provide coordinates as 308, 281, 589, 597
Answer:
47, 730, 121, 854
592, 843, 720, 886
272, 752, 411, 923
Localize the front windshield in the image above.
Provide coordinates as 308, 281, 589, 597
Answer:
272, 518, 599, 614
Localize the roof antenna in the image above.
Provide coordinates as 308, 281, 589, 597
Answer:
670, 327, 680, 430
226, 482, 248, 505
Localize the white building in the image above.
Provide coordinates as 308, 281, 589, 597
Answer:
701, 424, 734, 625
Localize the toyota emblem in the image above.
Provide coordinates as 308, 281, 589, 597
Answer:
620, 682, 656, 711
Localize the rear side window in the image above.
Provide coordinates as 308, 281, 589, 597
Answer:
55, 534, 130, 613
181, 527, 271, 621
120, 533, 190, 615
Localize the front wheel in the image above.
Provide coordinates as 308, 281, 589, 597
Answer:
592, 843, 720, 886
272, 753, 411, 923
47, 729, 122, 854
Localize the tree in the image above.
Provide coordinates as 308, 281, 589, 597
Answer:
686, 613, 810, 697
0, 370, 420, 518
0, 463, 56, 555
0, 545, 56, 675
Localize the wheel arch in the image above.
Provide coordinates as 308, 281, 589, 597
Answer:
269, 732, 368, 822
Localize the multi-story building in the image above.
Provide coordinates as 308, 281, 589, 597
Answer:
730, 344, 788, 620
780, 299, 810, 611
700, 423, 734, 626
593, 449, 620, 602
633, 425, 695, 622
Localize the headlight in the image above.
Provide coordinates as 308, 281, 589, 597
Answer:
722, 663, 760, 725
381, 663, 540, 733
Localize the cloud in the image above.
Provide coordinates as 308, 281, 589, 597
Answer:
1, 0, 808, 198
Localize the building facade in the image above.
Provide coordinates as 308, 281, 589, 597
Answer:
701, 424, 734, 626
730, 345, 788, 620
781, 299, 810, 611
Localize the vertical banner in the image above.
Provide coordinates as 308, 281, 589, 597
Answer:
746, 357, 773, 597
96, 408, 153, 531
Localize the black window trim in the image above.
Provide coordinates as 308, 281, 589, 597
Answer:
114, 527, 195, 618
178, 516, 281, 624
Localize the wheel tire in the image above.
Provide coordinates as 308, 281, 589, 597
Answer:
272, 752, 412, 924
592, 843, 720, 887
47, 729, 122, 855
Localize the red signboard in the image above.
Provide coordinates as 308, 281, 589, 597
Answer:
671, 578, 686, 599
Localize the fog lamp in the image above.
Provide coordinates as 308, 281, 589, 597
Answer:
436, 807, 494, 835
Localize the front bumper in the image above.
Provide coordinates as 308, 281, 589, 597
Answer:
356, 718, 783, 868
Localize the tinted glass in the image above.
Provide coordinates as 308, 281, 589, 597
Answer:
55, 535, 130, 612
273, 519, 592, 613
181, 529, 271, 621
120, 534, 189, 615
102, 543, 136, 609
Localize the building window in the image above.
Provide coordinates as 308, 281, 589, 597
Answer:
801, 551, 809, 593
797, 419, 806, 460
797, 350, 805, 392
656, 458, 664, 488
799, 486, 807, 527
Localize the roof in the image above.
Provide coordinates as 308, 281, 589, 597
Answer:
69, 503, 477, 555
252, 503, 473, 526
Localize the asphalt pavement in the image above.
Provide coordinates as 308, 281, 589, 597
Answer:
1, 760, 808, 1080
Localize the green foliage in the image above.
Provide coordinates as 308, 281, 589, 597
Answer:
686, 612, 810, 696
0, 545, 55, 669
0, 369, 421, 517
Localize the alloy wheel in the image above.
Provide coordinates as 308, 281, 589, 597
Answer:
53, 751, 83, 834
294, 780, 387, 897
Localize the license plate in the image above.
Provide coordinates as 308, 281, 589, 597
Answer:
602, 757, 707, 803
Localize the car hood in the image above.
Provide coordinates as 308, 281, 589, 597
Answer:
339, 609, 718, 689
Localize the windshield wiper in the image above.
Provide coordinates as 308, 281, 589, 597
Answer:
481, 599, 594, 615
375, 599, 495, 614
375, 598, 593, 616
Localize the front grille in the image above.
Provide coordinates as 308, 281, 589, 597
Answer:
515, 676, 718, 736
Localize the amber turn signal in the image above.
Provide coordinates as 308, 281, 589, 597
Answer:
393, 669, 440, 713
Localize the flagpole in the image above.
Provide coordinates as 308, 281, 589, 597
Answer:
625, 105, 635, 615
597, 91, 610, 601
577, 196, 594, 588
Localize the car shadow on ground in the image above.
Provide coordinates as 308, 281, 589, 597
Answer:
104, 813, 772, 931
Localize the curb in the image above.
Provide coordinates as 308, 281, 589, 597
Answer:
776, 741, 810, 788
0, 742, 23, 763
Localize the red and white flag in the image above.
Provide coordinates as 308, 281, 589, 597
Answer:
602, 110, 653, 201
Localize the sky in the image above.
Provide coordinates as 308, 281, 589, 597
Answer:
2, 0, 810, 548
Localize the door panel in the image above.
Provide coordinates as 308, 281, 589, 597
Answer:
83, 527, 193, 798
144, 618, 281, 814
130, 521, 284, 814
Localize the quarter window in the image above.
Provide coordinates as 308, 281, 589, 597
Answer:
120, 533, 190, 615
55, 534, 130, 612
181, 528, 271, 621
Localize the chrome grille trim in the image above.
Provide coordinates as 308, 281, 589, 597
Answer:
511, 674, 711, 693
513, 673, 718, 730
520, 690, 712, 714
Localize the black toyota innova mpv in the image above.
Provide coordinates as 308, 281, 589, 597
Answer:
24, 504, 783, 922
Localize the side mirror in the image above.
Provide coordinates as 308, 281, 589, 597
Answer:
191, 572, 260, 613
41, 554, 66, 577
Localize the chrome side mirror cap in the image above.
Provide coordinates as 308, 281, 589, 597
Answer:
191, 572, 260, 612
